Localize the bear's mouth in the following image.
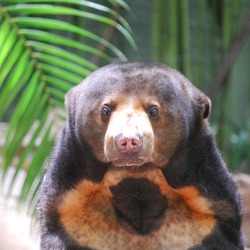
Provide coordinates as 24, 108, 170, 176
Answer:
112, 155, 147, 167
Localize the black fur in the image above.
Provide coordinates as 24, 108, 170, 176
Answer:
110, 177, 168, 235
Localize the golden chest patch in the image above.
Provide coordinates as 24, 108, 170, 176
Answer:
57, 167, 216, 250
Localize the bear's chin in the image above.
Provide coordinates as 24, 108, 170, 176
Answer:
111, 156, 147, 167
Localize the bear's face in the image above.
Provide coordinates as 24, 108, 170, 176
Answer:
66, 62, 210, 169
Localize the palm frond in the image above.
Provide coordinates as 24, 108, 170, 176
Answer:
0, 0, 135, 205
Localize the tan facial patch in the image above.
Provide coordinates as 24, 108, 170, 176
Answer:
104, 101, 154, 165
57, 167, 216, 250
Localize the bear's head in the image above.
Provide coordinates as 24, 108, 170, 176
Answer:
65, 62, 211, 169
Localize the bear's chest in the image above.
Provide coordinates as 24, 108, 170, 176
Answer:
109, 177, 169, 235
57, 168, 216, 250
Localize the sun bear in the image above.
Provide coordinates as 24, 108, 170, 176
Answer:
39, 62, 244, 250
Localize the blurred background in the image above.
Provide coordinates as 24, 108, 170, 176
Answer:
0, 0, 250, 249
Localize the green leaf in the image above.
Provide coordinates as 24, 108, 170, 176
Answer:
0, 18, 11, 51
6, 4, 118, 26
4, 72, 41, 133
46, 75, 74, 93
19, 122, 54, 203
39, 63, 83, 84
0, 39, 25, 87
33, 52, 91, 77
5, 0, 132, 32
14, 17, 127, 59
50, 88, 66, 102
0, 50, 34, 119
0, 28, 19, 68
28, 41, 98, 71
23, 29, 110, 60
6, 107, 50, 198
3, 83, 47, 172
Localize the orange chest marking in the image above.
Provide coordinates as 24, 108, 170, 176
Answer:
57, 169, 216, 250
171, 186, 215, 215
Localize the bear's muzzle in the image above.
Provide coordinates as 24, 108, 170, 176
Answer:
104, 106, 154, 167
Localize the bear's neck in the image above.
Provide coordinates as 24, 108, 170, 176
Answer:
163, 124, 221, 189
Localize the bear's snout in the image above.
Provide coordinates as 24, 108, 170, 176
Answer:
115, 133, 143, 153
103, 106, 154, 167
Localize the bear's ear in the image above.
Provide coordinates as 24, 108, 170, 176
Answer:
196, 94, 211, 119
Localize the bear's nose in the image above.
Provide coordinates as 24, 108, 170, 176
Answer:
115, 133, 142, 153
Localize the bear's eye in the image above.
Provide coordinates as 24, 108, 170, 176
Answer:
148, 106, 159, 117
101, 105, 112, 117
